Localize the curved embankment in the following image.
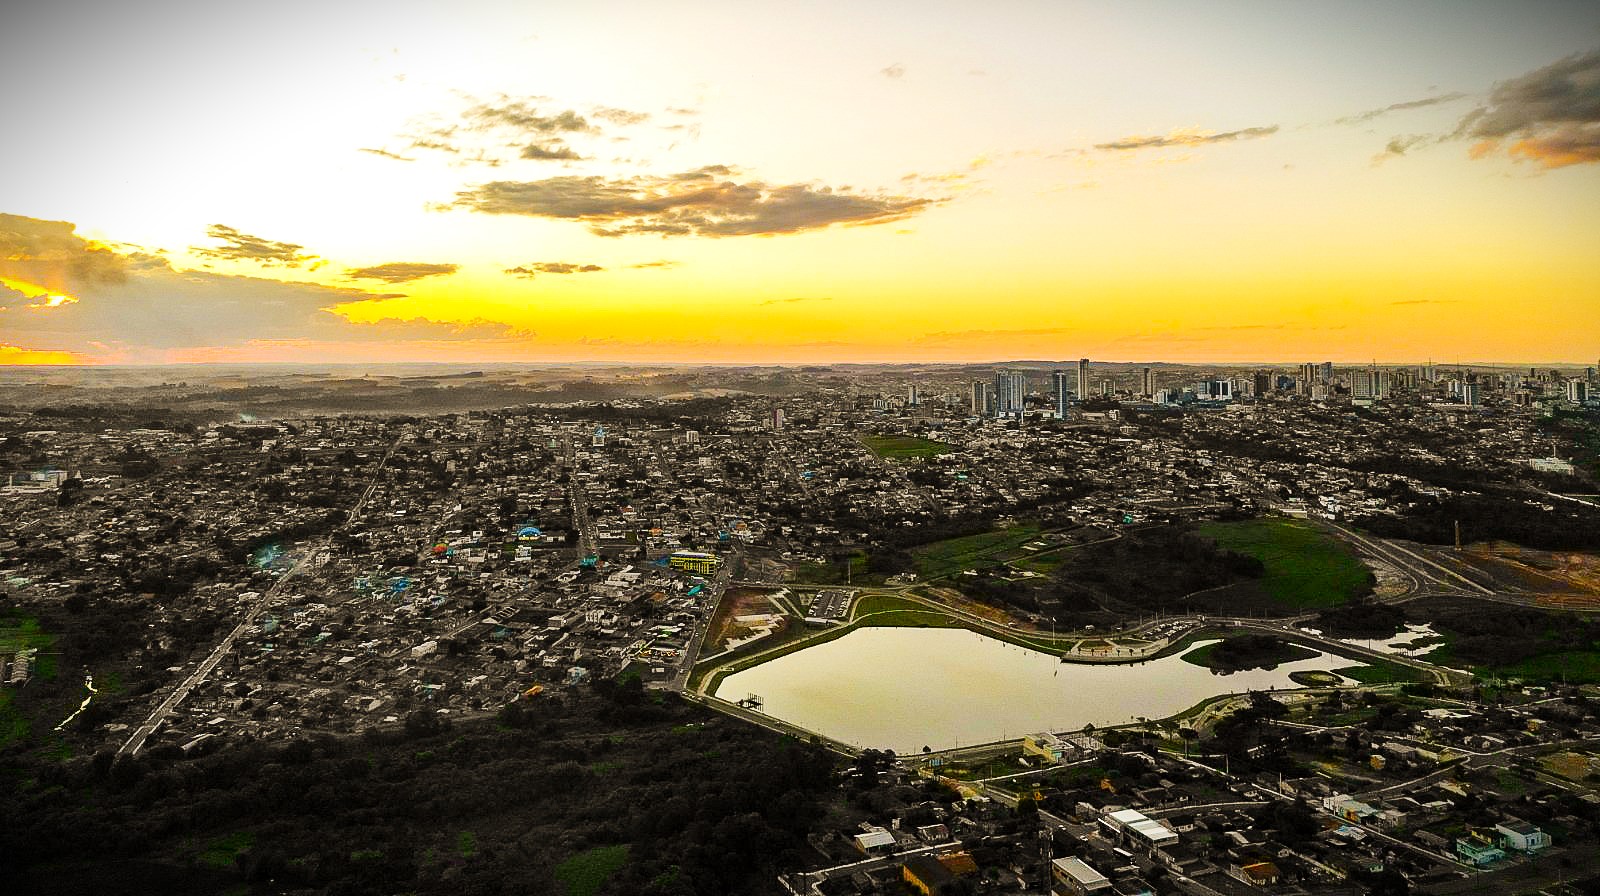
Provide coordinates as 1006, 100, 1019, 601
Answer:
688, 590, 1465, 754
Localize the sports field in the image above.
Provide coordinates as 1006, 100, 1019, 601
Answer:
860, 434, 954, 460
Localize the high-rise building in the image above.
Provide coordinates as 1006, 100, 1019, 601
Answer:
970, 381, 987, 415
592, 425, 606, 447
1051, 369, 1071, 418
1076, 359, 1090, 400
1568, 380, 1588, 403
994, 369, 1026, 416
1252, 371, 1272, 398
771, 408, 785, 430
1461, 383, 1481, 407
1099, 379, 1111, 397
906, 384, 919, 406
1140, 366, 1155, 398
1352, 368, 1375, 401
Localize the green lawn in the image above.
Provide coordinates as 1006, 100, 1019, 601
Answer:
1197, 519, 1370, 608
1333, 661, 1426, 684
555, 844, 630, 896
1494, 650, 1600, 685
912, 524, 1043, 579
860, 434, 954, 460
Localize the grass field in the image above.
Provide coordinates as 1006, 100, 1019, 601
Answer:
790, 550, 870, 585
555, 844, 629, 896
860, 434, 954, 460
1197, 519, 1370, 608
912, 524, 1043, 579
1333, 660, 1426, 684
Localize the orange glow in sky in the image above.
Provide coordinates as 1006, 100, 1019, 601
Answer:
1, 1, 1597, 365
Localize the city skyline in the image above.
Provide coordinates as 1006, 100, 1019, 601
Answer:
3, 0, 1599, 366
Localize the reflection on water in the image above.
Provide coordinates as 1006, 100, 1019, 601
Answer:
715, 626, 1362, 752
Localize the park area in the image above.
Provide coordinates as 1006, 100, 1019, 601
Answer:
1197, 519, 1372, 609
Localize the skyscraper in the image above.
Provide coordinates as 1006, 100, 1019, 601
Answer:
1140, 366, 1154, 398
1252, 371, 1272, 398
906, 384, 919, 406
994, 369, 1026, 416
970, 381, 987, 415
1076, 358, 1090, 400
1051, 369, 1070, 418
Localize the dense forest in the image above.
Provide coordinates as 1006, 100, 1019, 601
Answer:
1, 683, 839, 896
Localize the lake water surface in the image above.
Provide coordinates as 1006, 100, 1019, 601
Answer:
714, 626, 1362, 752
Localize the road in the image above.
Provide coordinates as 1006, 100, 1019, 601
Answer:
118, 431, 408, 757
671, 545, 739, 692
562, 434, 598, 558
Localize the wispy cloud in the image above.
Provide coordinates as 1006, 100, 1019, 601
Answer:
1337, 92, 1467, 125
1094, 125, 1279, 152
504, 262, 604, 278
359, 147, 415, 162
191, 225, 320, 268
346, 262, 458, 283
1371, 133, 1432, 165
451, 166, 936, 238
628, 259, 680, 269
880, 63, 906, 79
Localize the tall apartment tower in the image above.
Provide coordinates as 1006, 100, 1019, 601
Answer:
994, 369, 1026, 416
1141, 366, 1155, 398
1076, 359, 1090, 400
970, 381, 987, 415
1051, 370, 1071, 418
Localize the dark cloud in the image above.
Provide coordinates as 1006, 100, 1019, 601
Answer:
359, 147, 415, 162
345, 262, 458, 283
1337, 93, 1467, 125
520, 142, 584, 161
0, 212, 129, 285
450, 167, 935, 238
503, 262, 604, 278
880, 63, 906, 79
1095, 125, 1279, 152
592, 106, 650, 126
192, 224, 319, 267
1457, 49, 1600, 168
1371, 133, 1432, 164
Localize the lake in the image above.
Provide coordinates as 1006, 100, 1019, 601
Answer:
714, 626, 1362, 752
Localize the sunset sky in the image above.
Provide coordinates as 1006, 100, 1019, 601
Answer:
2, 0, 1598, 365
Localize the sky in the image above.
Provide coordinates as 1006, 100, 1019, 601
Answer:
2, 0, 1598, 366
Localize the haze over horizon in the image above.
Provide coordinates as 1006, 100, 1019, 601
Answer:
3, 0, 1598, 366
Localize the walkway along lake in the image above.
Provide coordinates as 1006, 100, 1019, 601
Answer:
713, 626, 1364, 753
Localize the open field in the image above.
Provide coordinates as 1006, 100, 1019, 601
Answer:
1198, 519, 1370, 608
860, 434, 954, 460
790, 550, 871, 585
912, 523, 1043, 579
